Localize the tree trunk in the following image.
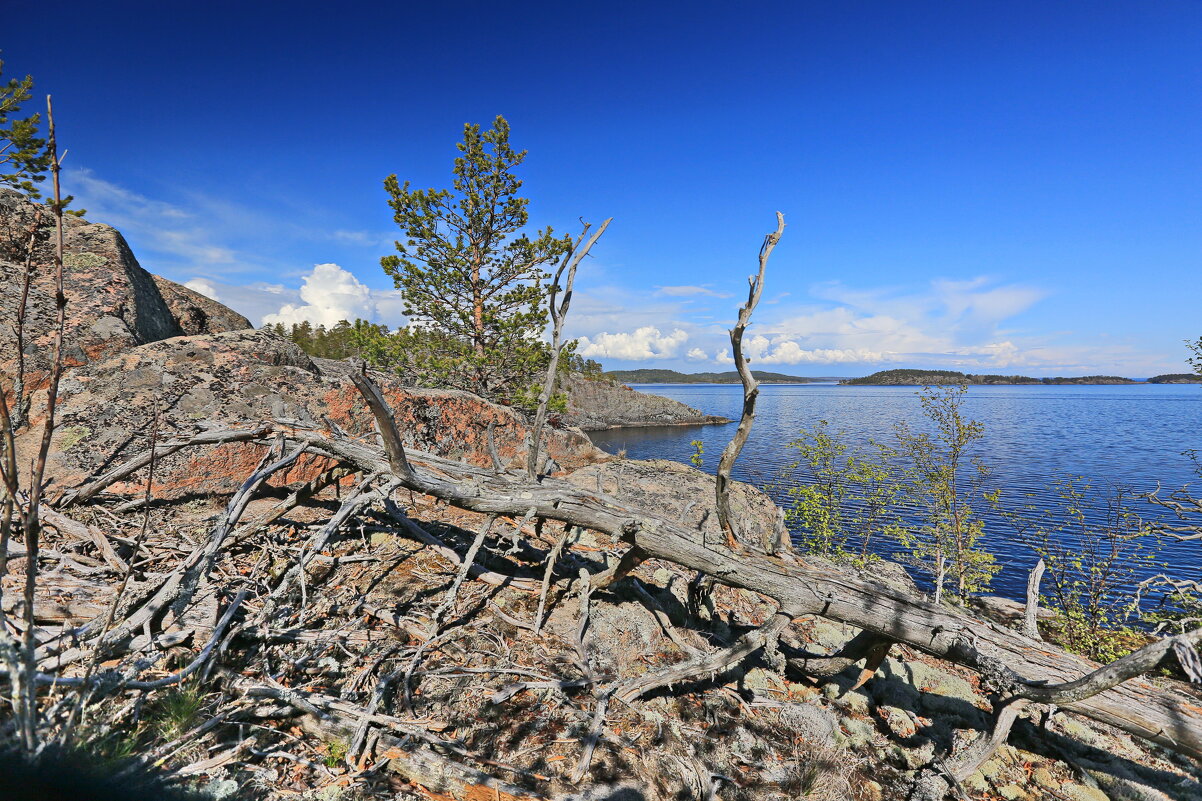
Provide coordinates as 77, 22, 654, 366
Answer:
471, 251, 486, 395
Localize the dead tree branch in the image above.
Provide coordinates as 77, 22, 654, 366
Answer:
715, 211, 785, 551
614, 612, 792, 703
1010, 628, 1202, 705
1023, 558, 1045, 641
11, 96, 69, 751
527, 217, 611, 479
57, 425, 275, 507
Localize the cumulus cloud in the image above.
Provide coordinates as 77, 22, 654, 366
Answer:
184, 278, 220, 301
577, 327, 689, 360
686, 347, 709, 360
738, 277, 1052, 369
742, 335, 891, 364
261, 263, 376, 327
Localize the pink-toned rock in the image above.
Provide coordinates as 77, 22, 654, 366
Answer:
20, 329, 605, 502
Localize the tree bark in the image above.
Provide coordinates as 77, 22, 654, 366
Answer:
1023, 558, 1045, 641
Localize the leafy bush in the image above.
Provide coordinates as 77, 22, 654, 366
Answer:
1006, 478, 1162, 661
781, 420, 902, 564
893, 384, 999, 601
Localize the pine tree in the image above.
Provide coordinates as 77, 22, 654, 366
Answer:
0, 59, 49, 198
380, 115, 569, 403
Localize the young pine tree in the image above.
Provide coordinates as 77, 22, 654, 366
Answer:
381, 115, 569, 403
0, 59, 49, 198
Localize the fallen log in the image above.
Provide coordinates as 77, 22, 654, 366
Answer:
284, 391, 1202, 763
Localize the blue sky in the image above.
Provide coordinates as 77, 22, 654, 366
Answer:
6, 1, 1201, 376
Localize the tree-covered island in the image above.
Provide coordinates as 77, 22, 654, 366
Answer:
842, 368, 1141, 385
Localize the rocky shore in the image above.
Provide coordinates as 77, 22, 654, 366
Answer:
2, 193, 1198, 801
562, 373, 730, 430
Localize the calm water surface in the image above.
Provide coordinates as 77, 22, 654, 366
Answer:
588, 383, 1202, 599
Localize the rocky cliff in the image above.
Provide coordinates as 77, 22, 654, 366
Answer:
562, 373, 729, 430
0, 189, 252, 384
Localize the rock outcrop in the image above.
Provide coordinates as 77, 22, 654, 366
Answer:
3, 191, 607, 501
151, 275, 253, 336
562, 374, 729, 430
0, 189, 251, 384
566, 457, 783, 549
19, 329, 605, 503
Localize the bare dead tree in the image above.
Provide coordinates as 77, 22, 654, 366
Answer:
715, 211, 785, 550
6, 205, 43, 431
0, 96, 70, 751
527, 217, 611, 479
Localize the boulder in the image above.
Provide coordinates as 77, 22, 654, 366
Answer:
151, 275, 253, 336
564, 458, 784, 551
19, 329, 605, 502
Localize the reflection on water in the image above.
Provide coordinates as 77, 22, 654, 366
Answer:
588, 383, 1202, 599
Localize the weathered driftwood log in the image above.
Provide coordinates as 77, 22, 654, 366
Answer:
285, 393, 1202, 763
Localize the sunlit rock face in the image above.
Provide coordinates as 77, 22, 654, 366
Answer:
0, 188, 252, 386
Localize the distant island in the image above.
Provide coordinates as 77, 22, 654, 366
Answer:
1147, 373, 1202, 384
842, 369, 1140, 386
606, 369, 833, 384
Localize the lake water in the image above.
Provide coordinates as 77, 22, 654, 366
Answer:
587, 383, 1202, 600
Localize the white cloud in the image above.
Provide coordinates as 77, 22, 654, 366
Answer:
577, 326, 689, 360
742, 335, 891, 364
741, 277, 1052, 369
656, 285, 731, 298
687, 347, 708, 360
183, 278, 220, 301
930, 278, 1046, 323
261, 263, 376, 327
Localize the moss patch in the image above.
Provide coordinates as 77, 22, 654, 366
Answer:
64, 251, 107, 269
57, 424, 92, 451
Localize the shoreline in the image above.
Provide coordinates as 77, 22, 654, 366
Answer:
578, 414, 731, 432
